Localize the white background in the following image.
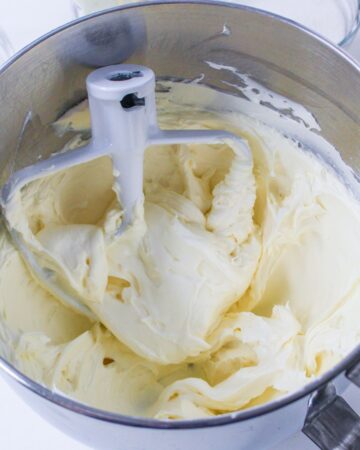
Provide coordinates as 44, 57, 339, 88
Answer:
0, 1, 359, 448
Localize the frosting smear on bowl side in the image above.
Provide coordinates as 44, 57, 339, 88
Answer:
1, 83, 360, 419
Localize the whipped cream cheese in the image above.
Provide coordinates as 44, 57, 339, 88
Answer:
0, 82, 360, 419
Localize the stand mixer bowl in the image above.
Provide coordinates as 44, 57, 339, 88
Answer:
0, 2, 360, 449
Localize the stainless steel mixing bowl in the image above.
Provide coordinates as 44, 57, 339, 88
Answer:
0, 2, 360, 449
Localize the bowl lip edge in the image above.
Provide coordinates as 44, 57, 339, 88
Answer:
1, 343, 359, 429
2, 0, 360, 75
0, 0, 360, 430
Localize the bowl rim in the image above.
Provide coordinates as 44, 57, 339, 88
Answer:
1, 0, 360, 430
339, 0, 360, 47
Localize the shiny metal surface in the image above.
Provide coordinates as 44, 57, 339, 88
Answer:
303, 383, 360, 448
0, 369, 314, 450
347, 360, 360, 388
0, 2, 360, 449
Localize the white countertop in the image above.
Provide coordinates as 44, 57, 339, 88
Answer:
0, 1, 360, 448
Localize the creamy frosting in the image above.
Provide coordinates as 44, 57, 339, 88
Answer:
1, 84, 360, 419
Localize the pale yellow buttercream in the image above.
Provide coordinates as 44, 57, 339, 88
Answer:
0, 86, 360, 419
